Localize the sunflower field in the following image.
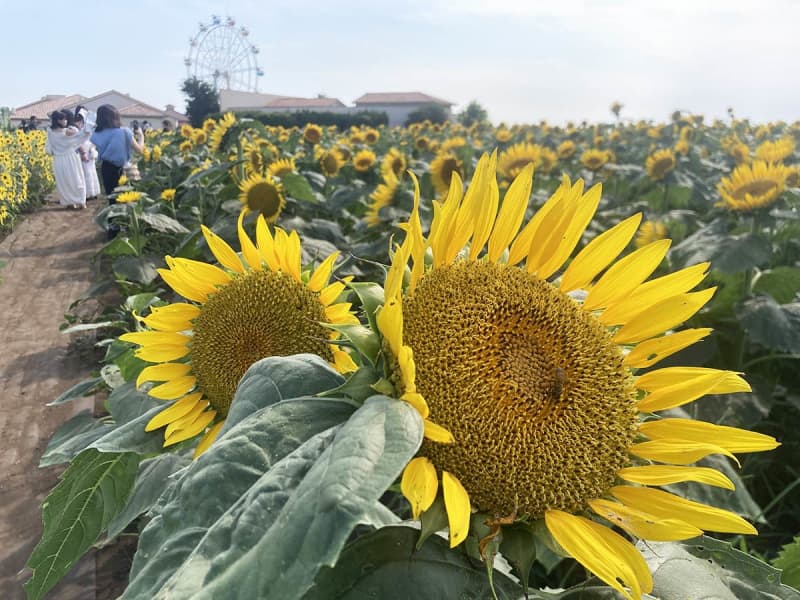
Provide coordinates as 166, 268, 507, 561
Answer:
0, 130, 54, 231
26, 112, 800, 600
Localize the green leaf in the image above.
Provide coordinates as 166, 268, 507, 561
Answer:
753, 267, 800, 304
101, 236, 139, 257
775, 536, 800, 590
500, 523, 538, 592
641, 536, 800, 599
105, 453, 191, 542
138, 212, 190, 233
39, 411, 115, 467
325, 322, 381, 365
739, 297, 800, 353
348, 281, 385, 332
671, 219, 771, 273
25, 449, 140, 600
47, 377, 102, 406
89, 405, 168, 455
322, 365, 383, 402
113, 256, 159, 284
416, 492, 448, 550
123, 397, 356, 598
60, 321, 119, 334
107, 381, 161, 424
305, 525, 524, 600
146, 397, 423, 600
282, 172, 318, 202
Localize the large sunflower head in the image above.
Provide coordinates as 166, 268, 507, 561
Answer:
353, 149, 376, 173
376, 153, 777, 600
717, 160, 791, 211
430, 152, 464, 196
645, 149, 677, 181
267, 157, 296, 178
208, 113, 237, 153
120, 214, 358, 457
497, 142, 542, 180
238, 173, 286, 222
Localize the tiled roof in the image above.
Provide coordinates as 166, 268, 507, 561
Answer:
263, 97, 347, 109
353, 92, 453, 106
11, 94, 87, 119
82, 90, 165, 115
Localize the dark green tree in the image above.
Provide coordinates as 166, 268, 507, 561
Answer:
181, 77, 220, 127
458, 100, 488, 126
404, 104, 450, 126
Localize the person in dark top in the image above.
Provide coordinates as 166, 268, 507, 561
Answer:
27, 116, 39, 131
90, 104, 145, 197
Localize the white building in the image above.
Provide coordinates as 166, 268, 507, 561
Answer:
353, 92, 453, 126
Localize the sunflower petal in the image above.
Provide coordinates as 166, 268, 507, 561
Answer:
447, 153, 489, 262
527, 178, 582, 274
145, 393, 203, 431
137, 308, 197, 332
255, 215, 280, 270
319, 281, 347, 307
442, 471, 471, 548
638, 419, 780, 453
134, 344, 191, 362
432, 172, 463, 266
237, 211, 263, 270
623, 328, 713, 369
560, 213, 642, 293
637, 370, 744, 413
171, 257, 231, 287
164, 399, 208, 438
120, 331, 189, 348
201, 225, 243, 273
507, 177, 569, 266
164, 409, 217, 447
612, 486, 757, 535
545, 509, 652, 600
193, 421, 225, 458
401, 391, 430, 419
148, 375, 197, 400
331, 348, 357, 373
636, 366, 748, 391
617, 465, 735, 490
488, 162, 534, 263
589, 498, 702, 541
136, 362, 193, 388
308, 252, 340, 292
376, 298, 403, 356
628, 438, 739, 466
401, 457, 439, 519
423, 419, 455, 443
157, 267, 208, 303
283, 230, 302, 281
469, 155, 500, 261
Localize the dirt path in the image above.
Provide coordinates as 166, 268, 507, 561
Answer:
0, 202, 105, 599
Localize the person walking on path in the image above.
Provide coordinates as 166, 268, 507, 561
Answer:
90, 104, 145, 199
73, 112, 101, 200
45, 110, 90, 209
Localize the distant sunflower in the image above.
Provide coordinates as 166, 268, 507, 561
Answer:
304, 124, 323, 145
192, 130, 208, 146
414, 136, 430, 151
364, 128, 380, 144
635, 220, 667, 248
495, 128, 513, 143
378, 153, 777, 600
645, 149, 677, 181
674, 140, 690, 156
717, 160, 791, 211
202, 118, 216, 133
729, 142, 751, 165
381, 148, 407, 181
238, 173, 285, 222
116, 191, 142, 203
365, 172, 400, 227
209, 113, 236, 153
581, 148, 609, 171
267, 157, 296, 178
557, 140, 576, 159
430, 152, 464, 196
120, 215, 358, 456
440, 136, 467, 153
353, 149, 376, 173
497, 143, 542, 180
242, 144, 265, 177
319, 150, 342, 177
160, 189, 176, 202
539, 147, 558, 174
755, 137, 795, 163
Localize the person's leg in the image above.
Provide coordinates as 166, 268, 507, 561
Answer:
100, 161, 123, 239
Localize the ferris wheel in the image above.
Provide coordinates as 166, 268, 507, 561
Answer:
185, 15, 265, 92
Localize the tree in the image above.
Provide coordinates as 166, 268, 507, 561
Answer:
405, 104, 450, 126
181, 78, 220, 127
458, 100, 488, 126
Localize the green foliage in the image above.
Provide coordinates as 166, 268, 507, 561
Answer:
212, 109, 388, 129
25, 450, 140, 600
774, 536, 800, 590
405, 103, 450, 125
181, 77, 220, 127
458, 100, 489, 126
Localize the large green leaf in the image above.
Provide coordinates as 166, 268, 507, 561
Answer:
753, 267, 800, 304
282, 172, 319, 202
641, 536, 800, 599
139, 396, 423, 600
739, 296, 800, 353
774, 536, 800, 590
39, 410, 115, 467
113, 255, 160, 284
138, 212, 190, 233
122, 397, 356, 599
305, 525, 524, 600
670, 219, 771, 273
25, 449, 140, 600
47, 377, 102, 406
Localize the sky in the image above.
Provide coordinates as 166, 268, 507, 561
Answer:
1, 0, 798, 125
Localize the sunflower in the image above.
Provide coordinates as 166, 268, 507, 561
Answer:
365, 172, 400, 227
304, 124, 323, 145
557, 140, 576, 159
497, 143, 542, 180
539, 147, 558, 174
267, 157, 296, 178
645, 149, 677, 181
353, 149, 376, 173
160, 189, 176, 202
242, 144, 265, 177
430, 152, 464, 196
495, 128, 513, 143
116, 191, 141, 203
414, 136, 430, 151
581, 148, 609, 171
364, 128, 380, 144
120, 215, 358, 456
635, 220, 667, 248
381, 148, 407, 181
378, 153, 777, 600
755, 137, 795, 163
717, 160, 791, 211
202, 118, 216, 133
180, 124, 193, 138
440, 136, 467, 153
674, 139, 690, 156
319, 150, 342, 177
208, 113, 236, 153
192, 129, 208, 146
729, 142, 751, 165
238, 173, 285, 222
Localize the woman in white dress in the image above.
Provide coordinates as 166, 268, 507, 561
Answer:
74, 112, 101, 200
45, 110, 90, 208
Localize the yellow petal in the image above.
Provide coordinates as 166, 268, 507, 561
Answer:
385, 242, 409, 300
136, 362, 193, 388
148, 375, 197, 400
637, 370, 744, 413
193, 421, 224, 458
432, 172, 464, 266
331, 348, 357, 373
401, 391, 429, 419
171, 257, 231, 287
377, 298, 403, 356
527, 179, 582, 274
202, 225, 243, 273
157, 268, 208, 303
255, 215, 280, 270
164, 398, 208, 437
617, 465, 735, 490
613, 287, 717, 344
237, 210, 263, 270
401, 457, 439, 519
623, 329, 713, 369
636, 366, 749, 392
325, 302, 355, 324
145, 392, 203, 431
397, 345, 416, 389
469, 155, 499, 261
442, 471, 471, 548
423, 419, 455, 443
137, 307, 197, 332
283, 230, 302, 281
487, 162, 534, 263
545, 509, 652, 600
583, 239, 671, 311
120, 331, 189, 348
308, 252, 340, 292
638, 419, 780, 453
165, 257, 220, 298
600, 262, 710, 326
319, 281, 347, 307
612, 486, 758, 535
407, 173, 428, 291
507, 177, 569, 266
589, 498, 702, 541
447, 153, 489, 262
165, 410, 217, 447
134, 344, 191, 362
560, 213, 642, 293
628, 438, 739, 465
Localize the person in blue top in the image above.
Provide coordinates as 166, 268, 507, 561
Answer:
90, 104, 145, 201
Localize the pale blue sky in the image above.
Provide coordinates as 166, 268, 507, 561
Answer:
1, 0, 797, 124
